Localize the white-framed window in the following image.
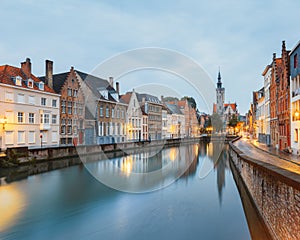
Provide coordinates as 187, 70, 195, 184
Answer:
52, 131, 58, 143
17, 93, 25, 103
18, 112, 24, 123
112, 108, 115, 118
14, 76, 22, 86
28, 131, 35, 143
100, 106, 103, 117
68, 101, 72, 114
68, 88, 72, 96
5, 92, 13, 102
74, 102, 77, 115
52, 99, 57, 107
5, 131, 14, 145
62, 100, 66, 113
28, 95, 35, 105
61, 125, 66, 135
73, 89, 78, 97
40, 114, 50, 124
27, 79, 34, 88
41, 97, 46, 106
17, 131, 25, 144
29, 113, 35, 124
52, 114, 57, 124
106, 107, 109, 118
39, 82, 44, 91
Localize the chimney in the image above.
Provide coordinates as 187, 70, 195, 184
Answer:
116, 81, 120, 95
273, 53, 276, 61
109, 77, 114, 87
21, 58, 31, 78
161, 95, 164, 102
282, 40, 286, 51
45, 60, 53, 89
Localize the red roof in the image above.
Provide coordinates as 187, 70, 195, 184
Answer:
224, 103, 237, 112
0, 64, 55, 93
120, 92, 132, 104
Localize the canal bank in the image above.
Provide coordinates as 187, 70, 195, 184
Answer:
229, 137, 300, 240
0, 137, 208, 183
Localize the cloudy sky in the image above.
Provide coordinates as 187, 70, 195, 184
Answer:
1, 0, 299, 114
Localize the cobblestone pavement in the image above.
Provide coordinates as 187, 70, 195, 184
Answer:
233, 137, 300, 175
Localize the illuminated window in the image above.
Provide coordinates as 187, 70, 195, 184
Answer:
295, 129, 298, 142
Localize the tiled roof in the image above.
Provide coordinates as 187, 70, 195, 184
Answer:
165, 103, 183, 115
120, 92, 132, 104
0, 65, 56, 93
39, 72, 69, 93
136, 93, 161, 104
224, 103, 237, 112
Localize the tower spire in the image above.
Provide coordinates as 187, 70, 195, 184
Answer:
217, 67, 222, 88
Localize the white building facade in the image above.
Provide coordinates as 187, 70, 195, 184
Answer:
0, 59, 60, 150
262, 64, 272, 145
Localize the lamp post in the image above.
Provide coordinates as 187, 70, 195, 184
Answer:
40, 133, 43, 148
0, 116, 7, 150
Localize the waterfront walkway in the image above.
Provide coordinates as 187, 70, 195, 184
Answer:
233, 137, 300, 175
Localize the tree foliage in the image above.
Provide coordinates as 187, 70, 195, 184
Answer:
181, 96, 197, 109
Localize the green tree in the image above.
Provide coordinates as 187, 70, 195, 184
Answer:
228, 115, 238, 128
181, 96, 197, 109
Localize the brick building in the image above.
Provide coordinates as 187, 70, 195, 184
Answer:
40, 65, 85, 145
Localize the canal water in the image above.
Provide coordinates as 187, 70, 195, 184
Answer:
0, 142, 268, 240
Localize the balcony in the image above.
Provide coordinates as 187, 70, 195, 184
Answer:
40, 123, 50, 130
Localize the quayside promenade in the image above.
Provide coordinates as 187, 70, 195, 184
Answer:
229, 137, 300, 240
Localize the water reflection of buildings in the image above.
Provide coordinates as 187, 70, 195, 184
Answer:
206, 142, 230, 205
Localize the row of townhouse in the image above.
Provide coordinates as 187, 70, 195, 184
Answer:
0, 58, 200, 150
250, 40, 300, 154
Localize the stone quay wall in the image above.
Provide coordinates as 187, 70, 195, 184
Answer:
229, 138, 300, 240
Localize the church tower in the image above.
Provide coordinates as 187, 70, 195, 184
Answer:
216, 70, 225, 116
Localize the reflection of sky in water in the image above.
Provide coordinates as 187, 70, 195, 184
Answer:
0, 142, 264, 240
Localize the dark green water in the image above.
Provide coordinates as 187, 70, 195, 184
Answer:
0, 142, 266, 240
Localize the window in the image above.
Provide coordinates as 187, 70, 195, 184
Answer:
44, 114, 50, 124
41, 97, 46, 106
17, 93, 25, 103
100, 106, 103, 117
74, 102, 77, 115
52, 131, 58, 143
41, 114, 50, 124
52, 99, 57, 107
106, 107, 109, 117
14, 76, 22, 86
61, 125, 66, 134
112, 108, 115, 118
29, 113, 35, 124
28, 131, 35, 143
18, 112, 24, 123
27, 79, 33, 88
73, 89, 78, 97
68, 101, 72, 114
67, 119, 72, 135
295, 129, 298, 142
67, 126, 72, 135
18, 131, 25, 144
68, 88, 72, 96
5, 92, 13, 102
29, 96, 35, 105
294, 54, 298, 69
5, 131, 14, 145
117, 109, 120, 118
52, 114, 57, 124
121, 110, 124, 119
62, 100, 66, 113
39, 82, 44, 91
78, 103, 83, 115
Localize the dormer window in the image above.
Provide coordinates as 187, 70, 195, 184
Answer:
98, 88, 108, 100
13, 76, 22, 86
39, 82, 44, 91
27, 79, 34, 88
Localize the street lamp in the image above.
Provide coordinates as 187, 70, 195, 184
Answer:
0, 116, 7, 130
294, 110, 300, 120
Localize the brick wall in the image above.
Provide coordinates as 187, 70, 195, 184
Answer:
229, 142, 300, 240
